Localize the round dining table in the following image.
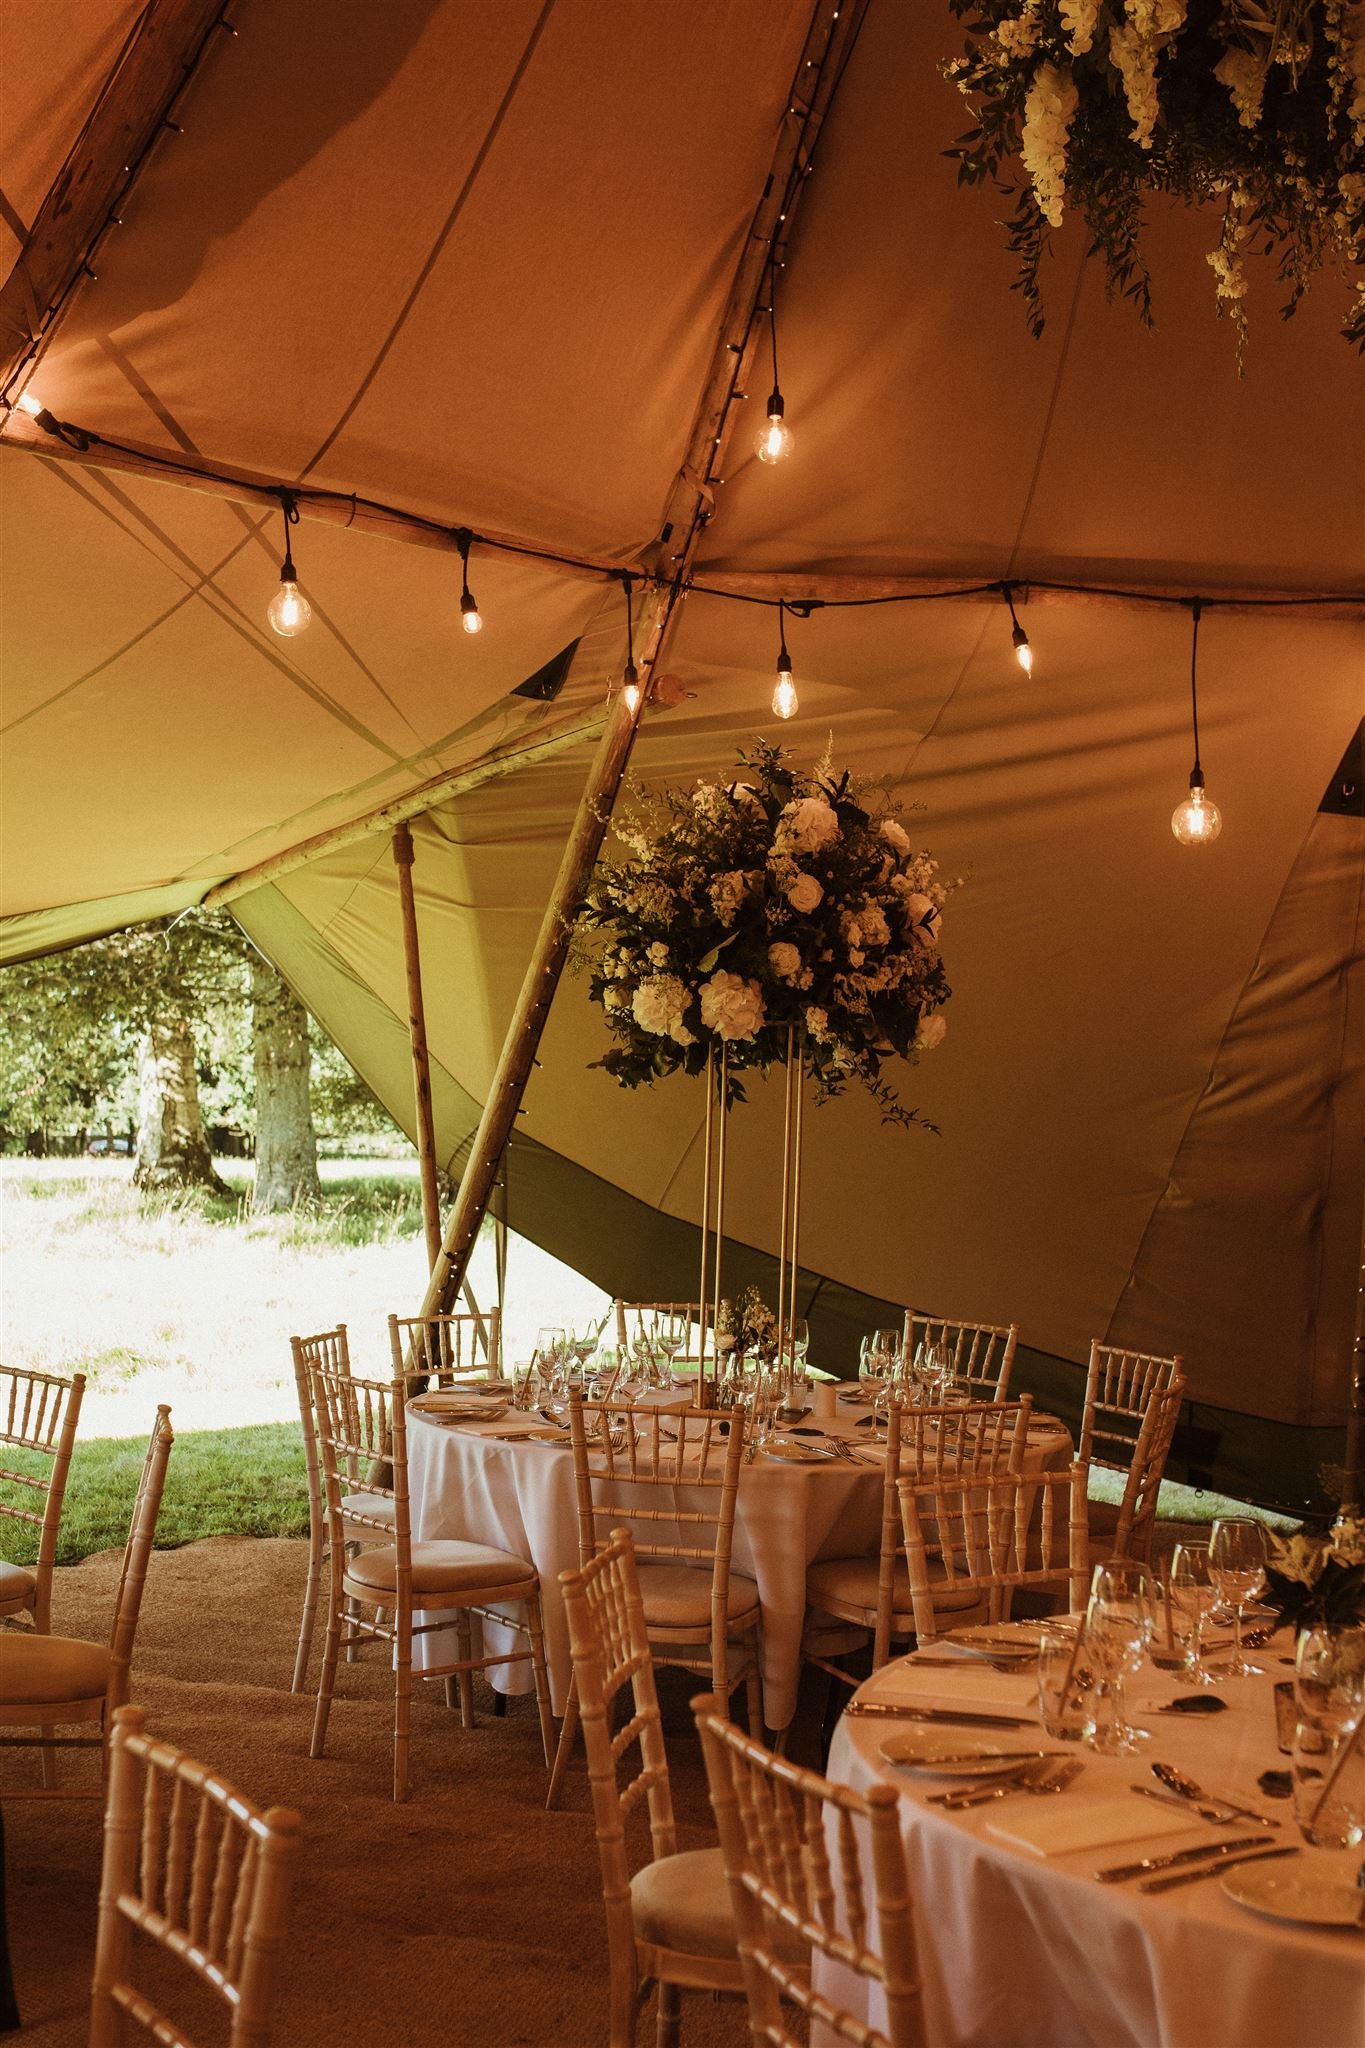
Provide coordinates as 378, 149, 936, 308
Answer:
820, 1637, 1365, 2048
405, 1388, 1073, 1729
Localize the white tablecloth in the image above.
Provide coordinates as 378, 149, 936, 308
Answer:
406, 1399, 1072, 1727
821, 1644, 1365, 2048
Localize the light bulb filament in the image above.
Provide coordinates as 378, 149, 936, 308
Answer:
772, 668, 798, 720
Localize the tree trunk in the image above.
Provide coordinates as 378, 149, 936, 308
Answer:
134, 1013, 226, 1191
251, 957, 321, 1213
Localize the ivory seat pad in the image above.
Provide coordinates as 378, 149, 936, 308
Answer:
1, 1633, 109, 1705
630, 1848, 738, 1960
341, 1492, 396, 1526
805, 1554, 981, 1621
0, 1560, 36, 1605
345, 1540, 534, 1596
635, 1563, 760, 1630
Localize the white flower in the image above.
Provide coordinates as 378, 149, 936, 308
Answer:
603, 985, 627, 1011
1059, 0, 1099, 55
903, 893, 941, 948
785, 872, 824, 914
1021, 62, 1079, 225
700, 971, 765, 1042
860, 903, 891, 949
778, 796, 840, 855
1214, 45, 1266, 129
632, 974, 689, 1037
915, 1013, 947, 1051
878, 818, 910, 856
767, 941, 801, 981
804, 1004, 831, 1040
994, 4, 1042, 59
709, 870, 749, 926
647, 941, 669, 966
668, 1019, 695, 1047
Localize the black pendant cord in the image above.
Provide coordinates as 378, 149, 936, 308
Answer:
456, 527, 475, 606
1189, 598, 1205, 785
279, 488, 300, 580
621, 571, 638, 686
768, 258, 782, 402
777, 597, 792, 673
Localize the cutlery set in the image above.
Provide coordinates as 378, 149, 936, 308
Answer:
928, 1757, 1083, 1809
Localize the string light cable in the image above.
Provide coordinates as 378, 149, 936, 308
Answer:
754, 256, 794, 465
1001, 579, 1032, 673
619, 571, 642, 714
1171, 599, 1222, 846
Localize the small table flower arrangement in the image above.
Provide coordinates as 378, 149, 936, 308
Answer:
717, 1286, 780, 1367
1263, 1512, 1365, 1632
577, 739, 958, 1128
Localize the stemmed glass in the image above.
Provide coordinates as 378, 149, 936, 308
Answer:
1206, 1518, 1268, 1678
1084, 1559, 1156, 1754
1167, 1541, 1219, 1687
655, 1310, 688, 1383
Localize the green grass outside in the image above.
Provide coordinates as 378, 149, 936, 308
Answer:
2, 1423, 309, 1567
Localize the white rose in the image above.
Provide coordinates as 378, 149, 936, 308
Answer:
860, 903, 891, 949
779, 796, 840, 855
804, 1004, 830, 1040
785, 872, 824, 914
915, 1013, 947, 1051
879, 818, 910, 855
632, 974, 689, 1037
647, 941, 669, 966
904, 893, 941, 948
767, 941, 801, 981
700, 970, 765, 1042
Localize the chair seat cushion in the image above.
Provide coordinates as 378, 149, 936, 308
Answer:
341, 1491, 396, 1527
0, 1560, 36, 1609
630, 1847, 737, 1961
0, 1633, 110, 1706
345, 1540, 534, 1596
635, 1563, 760, 1632
805, 1554, 981, 1625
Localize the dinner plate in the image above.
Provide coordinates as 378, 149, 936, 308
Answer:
942, 1621, 1067, 1658
1221, 1866, 1365, 1927
877, 1732, 1033, 1776
762, 1437, 835, 1463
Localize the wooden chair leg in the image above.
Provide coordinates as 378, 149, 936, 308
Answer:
656, 1980, 682, 2048
309, 1595, 343, 1761
545, 1670, 579, 1810
744, 1658, 763, 1740
394, 1611, 413, 1803
525, 1593, 557, 1768
453, 1613, 476, 1729
292, 1526, 325, 1693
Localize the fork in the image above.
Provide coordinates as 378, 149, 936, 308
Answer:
931, 1758, 1081, 1809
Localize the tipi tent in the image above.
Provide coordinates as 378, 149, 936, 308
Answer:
2, 1, 1361, 1512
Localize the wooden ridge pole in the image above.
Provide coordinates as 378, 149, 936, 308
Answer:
416, 0, 866, 1316
391, 823, 442, 1275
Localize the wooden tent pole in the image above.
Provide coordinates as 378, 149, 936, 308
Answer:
391, 823, 441, 1275
416, 687, 644, 1314
1341, 1166, 1365, 1514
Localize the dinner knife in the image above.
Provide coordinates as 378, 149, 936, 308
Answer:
845, 1703, 1032, 1729
1137, 1844, 1299, 1895
1096, 1833, 1263, 1883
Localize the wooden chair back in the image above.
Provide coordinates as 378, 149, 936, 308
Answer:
614, 1300, 705, 1362
1078, 1341, 1183, 1472
865, 1397, 1033, 1665
289, 1326, 350, 1558
693, 1694, 924, 2048
901, 1313, 1018, 1403
566, 1391, 748, 1692
0, 1364, 86, 1631
1109, 1377, 1185, 1561
388, 1309, 501, 1385
106, 1408, 175, 1721
90, 1704, 301, 2048
307, 1364, 405, 1560
898, 1459, 1091, 1644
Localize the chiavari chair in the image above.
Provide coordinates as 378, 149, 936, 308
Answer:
693, 1693, 925, 2048
547, 1391, 760, 1809
900, 1311, 1018, 1403
90, 1704, 301, 2048
306, 1364, 555, 1801
614, 1302, 710, 1397
802, 1397, 1034, 1689
0, 1364, 86, 1635
898, 1458, 1091, 1644
560, 1528, 749, 2047
387, 1307, 502, 1387
1090, 1376, 1186, 1565
0, 1407, 173, 1796
1077, 1340, 1183, 1475
289, 1326, 396, 1692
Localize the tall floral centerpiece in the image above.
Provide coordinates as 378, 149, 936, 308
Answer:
576, 742, 959, 1386
943, 2, 1365, 359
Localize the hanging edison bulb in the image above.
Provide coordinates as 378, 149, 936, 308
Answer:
772, 601, 797, 717
1171, 774, 1222, 846
460, 590, 483, 635
755, 389, 794, 465
1011, 622, 1033, 674
623, 660, 641, 715
267, 570, 311, 637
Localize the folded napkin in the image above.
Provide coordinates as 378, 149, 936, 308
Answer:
409, 1391, 508, 1417
984, 1797, 1205, 1861
862, 1656, 1039, 1710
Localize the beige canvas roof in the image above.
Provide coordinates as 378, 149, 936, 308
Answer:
1, 3, 1361, 1500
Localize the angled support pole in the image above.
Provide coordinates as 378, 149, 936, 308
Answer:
391, 823, 442, 1275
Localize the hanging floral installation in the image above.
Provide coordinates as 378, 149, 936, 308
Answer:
575, 742, 959, 1128
943, 1, 1365, 357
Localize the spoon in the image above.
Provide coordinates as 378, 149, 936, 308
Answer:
1151, 1761, 1278, 1828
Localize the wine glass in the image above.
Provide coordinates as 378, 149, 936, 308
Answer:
655, 1309, 687, 1382
1167, 1541, 1219, 1687
534, 1325, 566, 1374
912, 1338, 951, 1405
1206, 1518, 1268, 1678
857, 1334, 885, 1407
1084, 1558, 1156, 1754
